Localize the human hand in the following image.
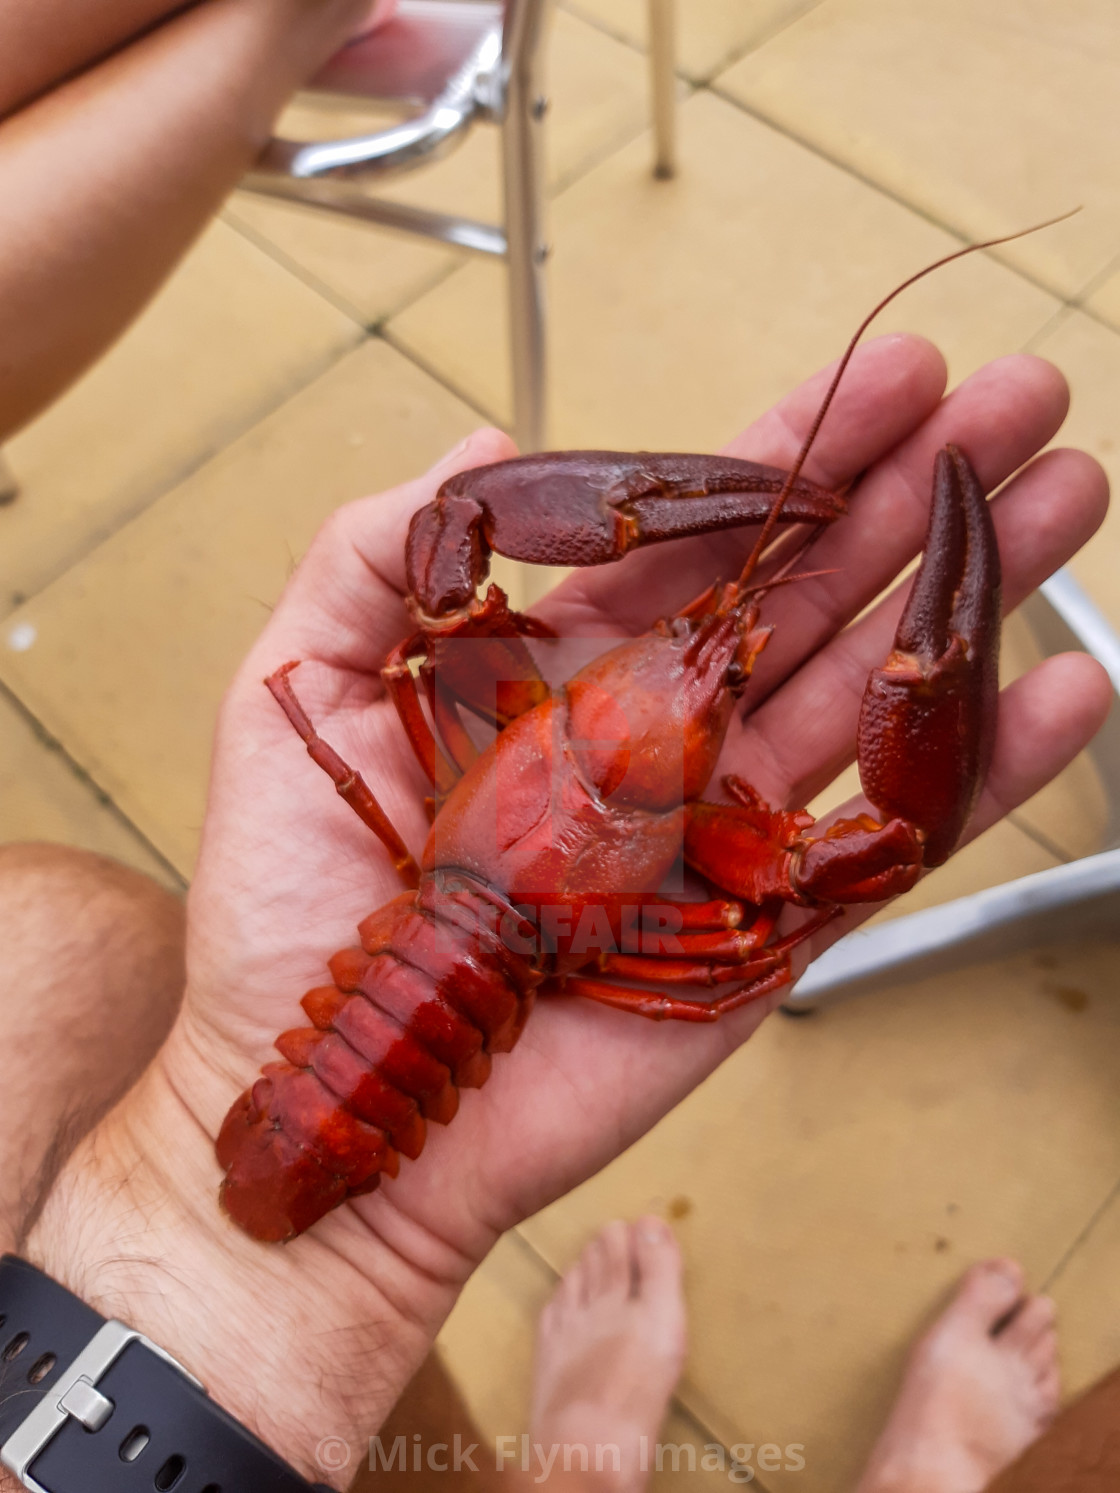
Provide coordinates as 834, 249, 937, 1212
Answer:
20, 334, 1110, 1488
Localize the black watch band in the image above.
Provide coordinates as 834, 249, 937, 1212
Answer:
0, 1256, 333, 1493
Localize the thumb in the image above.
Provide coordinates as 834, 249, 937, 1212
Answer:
242, 426, 518, 680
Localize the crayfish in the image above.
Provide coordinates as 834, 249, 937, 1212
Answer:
218, 241, 1019, 1243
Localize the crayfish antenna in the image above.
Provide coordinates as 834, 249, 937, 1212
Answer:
731, 206, 1081, 598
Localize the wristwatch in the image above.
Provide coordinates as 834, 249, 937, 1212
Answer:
0, 1256, 334, 1493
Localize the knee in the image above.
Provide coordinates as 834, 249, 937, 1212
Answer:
0, 841, 180, 912
0, 842, 185, 989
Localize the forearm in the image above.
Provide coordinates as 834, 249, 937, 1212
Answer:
2, 1055, 464, 1490
0, 0, 367, 441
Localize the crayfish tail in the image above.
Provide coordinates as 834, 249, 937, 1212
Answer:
218, 1089, 360, 1244
218, 1063, 399, 1242
217, 882, 541, 1242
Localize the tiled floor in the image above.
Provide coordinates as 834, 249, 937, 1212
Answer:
1, 4, 1118, 1489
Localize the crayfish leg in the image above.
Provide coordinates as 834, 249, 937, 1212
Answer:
266, 661, 420, 888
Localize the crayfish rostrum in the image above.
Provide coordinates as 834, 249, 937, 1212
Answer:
218, 259, 1008, 1243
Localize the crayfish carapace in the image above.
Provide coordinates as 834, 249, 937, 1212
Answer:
217, 233, 1037, 1242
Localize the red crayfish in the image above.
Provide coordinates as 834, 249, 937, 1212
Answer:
217, 245, 1014, 1243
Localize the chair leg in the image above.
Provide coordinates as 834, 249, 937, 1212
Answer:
0, 450, 18, 505
501, 0, 551, 454
648, 0, 677, 180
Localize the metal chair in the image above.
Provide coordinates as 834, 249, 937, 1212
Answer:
242, 0, 677, 453
788, 570, 1120, 1008
0, 2, 676, 499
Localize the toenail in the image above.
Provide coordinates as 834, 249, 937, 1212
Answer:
638, 1219, 669, 1243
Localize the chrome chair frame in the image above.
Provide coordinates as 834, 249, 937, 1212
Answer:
0, 0, 677, 497
243, 0, 677, 453
788, 570, 1120, 1008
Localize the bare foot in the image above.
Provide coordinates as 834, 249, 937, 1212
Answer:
857, 1259, 1061, 1493
530, 1217, 687, 1492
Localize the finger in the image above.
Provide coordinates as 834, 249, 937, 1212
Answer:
788, 651, 1113, 970
534, 334, 948, 636
743, 353, 1071, 708
973, 653, 1113, 835
236, 426, 517, 685
731, 443, 1109, 809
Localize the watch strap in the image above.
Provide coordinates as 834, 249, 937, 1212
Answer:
0, 1256, 333, 1493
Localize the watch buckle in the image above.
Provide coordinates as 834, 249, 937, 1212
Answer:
0, 1320, 203, 1493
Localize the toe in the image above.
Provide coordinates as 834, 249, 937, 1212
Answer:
631, 1217, 687, 1353
632, 1217, 683, 1294
1001, 1295, 1058, 1352
598, 1220, 636, 1299
1028, 1329, 1059, 1384
579, 1235, 608, 1303
1035, 1366, 1062, 1422
946, 1259, 1026, 1333
546, 1256, 583, 1324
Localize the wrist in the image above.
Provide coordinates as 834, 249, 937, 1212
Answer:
10, 1043, 468, 1488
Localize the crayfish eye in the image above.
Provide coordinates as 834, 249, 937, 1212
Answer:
725, 660, 748, 691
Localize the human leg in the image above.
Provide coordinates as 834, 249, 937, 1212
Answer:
0, 843, 185, 1251
0, 0, 203, 120
0, 0, 370, 442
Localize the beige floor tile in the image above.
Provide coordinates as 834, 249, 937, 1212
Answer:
226, 8, 653, 325
0, 689, 174, 886
0, 220, 360, 615
716, 0, 1120, 301
1049, 1179, 1120, 1399
0, 340, 483, 878
439, 1230, 735, 1489
1084, 263, 1120, 333
1030, 310, 1120, 638
388, 91, 1058, 446
565, 0, 821, 83
519, 938, 1120, 1492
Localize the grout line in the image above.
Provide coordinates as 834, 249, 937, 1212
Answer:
222, 202, 469, 330
222, 205, 384, 327
379, 325, 510, 434
560, 0, 826, 87
2, 336, 368, 621
706, 85, 1080, 312
366, 251, 482, 330
1042, 1169, 1120, 1294
1065, 243, 1120, 312
1020, 302, 1076, 355
557, 1, 654, 63
1024, 295, 1120, 350
549, 108, 688, 199
694, 0, 828, 84
0, 677, 187, 892
1007, 811, 1073, 866
1073, 299, 1120, 340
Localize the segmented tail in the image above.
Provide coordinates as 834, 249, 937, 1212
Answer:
218, 875, 539, 1241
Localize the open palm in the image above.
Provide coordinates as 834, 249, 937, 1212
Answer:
173, 334, 1109, 1280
